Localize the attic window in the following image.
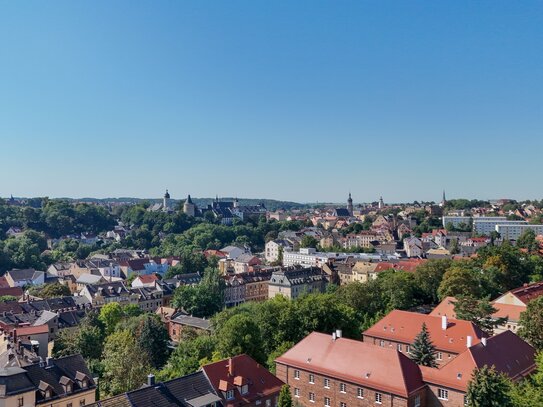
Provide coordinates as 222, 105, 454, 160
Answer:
457, 373, 462, 380
226, 390, 235, 400
241, 384, 249, 395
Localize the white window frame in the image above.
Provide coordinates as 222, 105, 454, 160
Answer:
324, 397, 330, 407
340, 383, 346, 393
294, 370, 300, 380
309, 392, 315, 403
309, 374, 315, 384
340, 403, 346, 407
226, 390, 235, 400
414, 394, 421, 407
437, 352, 443, 361
438, 388, 449, 401
294, 388, 300, 398
324, 378, 330, 389
375, 392, 382, 404
357, 388, 364, 399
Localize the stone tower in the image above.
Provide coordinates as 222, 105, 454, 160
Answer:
163, 189, 171, 212
183, 194, 196, 217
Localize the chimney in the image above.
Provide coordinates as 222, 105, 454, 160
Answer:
13, 328, 17, 343
332, 332, 337, 341
46, 357, 53, 368
481, 337, 487, 347
335, 329, 342, 338
466, 336, 473, 348
441, 315, 448, 330
147, 374, 155, 386
228, 357, 234, 377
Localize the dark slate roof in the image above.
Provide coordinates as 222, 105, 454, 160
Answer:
269, 267, 325, 287
84, 281, 129, 298
24, 354, 96, 403
7, 268, 43, 281
334, 208, 351, 217
0, 367, 35, 396
89, 371, 221, 407
171, 314, 211, 331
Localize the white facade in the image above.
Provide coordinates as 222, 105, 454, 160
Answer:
495, 224, 543, 240
442, 216, 473, 228
473, 219, 526, 236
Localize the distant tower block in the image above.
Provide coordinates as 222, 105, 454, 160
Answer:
183, 194, 196, 217
163, 189, 171, 212
233, 197, 239, 208
347, 193, 353, 216
378, 196, 384, 209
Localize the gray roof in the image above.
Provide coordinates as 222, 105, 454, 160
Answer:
171, 314, 211, 331
7, 268, 44, 281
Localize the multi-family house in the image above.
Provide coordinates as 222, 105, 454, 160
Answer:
265, 240, 293, 263
363, 310, 486, 366
202, 354, 284, 407
268, 267, 326, 300
403, 237, 424, 258
5, 269, 45, 288
233, 254, 261, 274
277, 330, 536, 407
276, 331, 426, 407
0, 354, 96, 407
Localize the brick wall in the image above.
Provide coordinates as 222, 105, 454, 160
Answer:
276, 363, 420, 407
425, 384, 466, 407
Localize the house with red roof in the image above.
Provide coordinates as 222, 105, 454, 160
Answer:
363, 310, 486, 366
202, 354, 284, 407
131, 273, 160, 288
277, 330, 536, 407
275, 331, 427, 407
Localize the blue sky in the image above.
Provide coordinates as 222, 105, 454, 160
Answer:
1, 1, 542, 203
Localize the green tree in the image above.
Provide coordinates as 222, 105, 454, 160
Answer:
215, 313, 265, 364
99, 302, 124, 335
510, 352, 543, 406
123, 304, 143, 317
172, 267, 224, 317
300, 235, 318, 249
518, 296, 543, 350
516, 229, 539, 253
413, 259, 452, 304
453, 295, 507, 336
466, 365, 512, 407
159, 334, 216, 380
266, 342, 294, 374
278, 384, 293, 407
0, 295, 17, 303
101, 330, 151, 397
438, 263, 482, 300
410, 323, 437, 367
35, 282, 71, 299
136, 315, 170, 369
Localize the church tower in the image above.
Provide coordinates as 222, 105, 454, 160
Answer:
163, 189, 171, 212
440, 190, 447, 207
347, 193, 353, 216
378, 196, 384, 209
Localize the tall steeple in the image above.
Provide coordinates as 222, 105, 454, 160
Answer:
163, 189, 171, 212
347, 192, 353, 216
440, 190, 447, 207
378, 196, 384, 209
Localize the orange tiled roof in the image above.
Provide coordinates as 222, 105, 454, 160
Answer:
364, 310, 486, 355
276, 332, 424, 398
429, 297, 458, 319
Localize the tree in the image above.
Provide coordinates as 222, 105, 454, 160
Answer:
516, 229, 539, 253
159, 334, 216, 380
438, 263, 482, 300
136, 315, 170, 368
215, 313, 265, 364
300, 235, 318, 249
410, 323, 437, 367
510, 352, 543, 406
101, 330, 151, 397
172, 267, 224, 318
518, 296, 543, 350
413, 259, 452, 304
466, 365, 512, 407
0, 295, 17, 303
278, 384, 293, 407
99, 302, 124, 335
453, 295, 507, 336
34, 282, 71, 299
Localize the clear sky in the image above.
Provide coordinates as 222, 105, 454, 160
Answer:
1, 1, 542, 203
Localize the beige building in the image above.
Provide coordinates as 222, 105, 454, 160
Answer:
268, 267, 326, 300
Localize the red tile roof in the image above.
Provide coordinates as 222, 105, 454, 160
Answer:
508, 282, 543, 305
429, 296, 458, 319
0, 277, 10, 288
363, 310, 486, 355
0, 287, 24, 298
8, 324, 49, 336
491, 303, 525, 322
422, 330, 536, 391
135, 274, 159, 284
276, 332, 425, 398
374, 259, 427, 273
202, 354, 283, 406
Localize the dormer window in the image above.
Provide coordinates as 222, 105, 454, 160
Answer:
241, 384, 249, 395
226, 389, 235, 400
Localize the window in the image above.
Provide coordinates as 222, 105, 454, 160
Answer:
357, 388, 364, 399
405, 345, 410, 353
80, 400, 86, 407
324, 397, 330, 407
437, 352, 443, 361
294, 370, 300, 380
414, 394, 421, 407
67, 403, 73, 407
309, 374, 315, 384
266, 400, 271, 407
438, 388, 449, 400
18, 397, 24, 407
226, 390, 235, 400
464, 395, 468, 406
340, 403, 346, 407
375, 393, 382, 404
324, 378, 330, 388
294, 388, 300, 398
397, 343, 402, 352
309, 392, 315, 403
241, 384, 249, 395
379, 340, 385, 347
340, 383, 346, 393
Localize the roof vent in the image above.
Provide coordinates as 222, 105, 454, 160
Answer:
365, 372, 371, 378
457, 373, 462, 380
481, 337, 487, 346
335, 329, 342, 338
332, 332, 337, 341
